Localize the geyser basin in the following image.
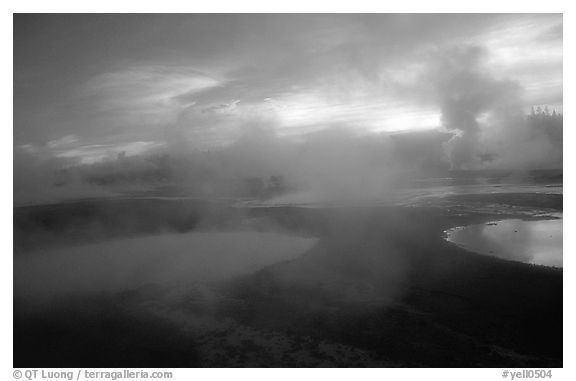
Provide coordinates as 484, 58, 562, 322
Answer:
14, 231, 318, 300
445, 218, 562, 267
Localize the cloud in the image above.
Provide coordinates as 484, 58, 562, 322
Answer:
55, 141, 165, 164
200, 100, 241, 115
80, 65, 224, 127
14, 14, 562, 177
47, 135, 79, 149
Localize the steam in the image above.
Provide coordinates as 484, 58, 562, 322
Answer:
14, 43, 562, 207
426, 45, 562, 170
217, 125, 399, 203
426, 46, 522, 169
14, 231, 318, 305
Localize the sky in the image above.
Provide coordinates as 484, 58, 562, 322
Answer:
14, 14, 562, 164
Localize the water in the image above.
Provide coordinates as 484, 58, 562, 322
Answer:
14, 231, 318, 302
241, 182, 562, 209
445, 218, 562, 267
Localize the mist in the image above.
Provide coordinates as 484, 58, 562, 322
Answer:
13, 14, 563, 368
14, 40, 562, 206
423, 45, 562, 170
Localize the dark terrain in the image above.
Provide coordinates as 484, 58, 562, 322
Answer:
13, 192, 562, 367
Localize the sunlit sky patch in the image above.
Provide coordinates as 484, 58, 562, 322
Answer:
54, 141, 165, 165
14, 14, 562, 164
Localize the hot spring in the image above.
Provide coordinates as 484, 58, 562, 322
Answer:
445, 218, 562, 268
14, 231, 319, 302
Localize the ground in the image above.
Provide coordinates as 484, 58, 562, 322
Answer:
13, 192, 562, 367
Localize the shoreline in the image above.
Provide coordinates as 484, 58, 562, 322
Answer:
13, 192, 563, 367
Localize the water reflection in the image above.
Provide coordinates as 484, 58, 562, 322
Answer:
446, 218, 562, 267
14, 231, 319, 302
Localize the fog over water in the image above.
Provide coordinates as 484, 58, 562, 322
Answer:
14, 231, 318, 303
12, 14, 563, 368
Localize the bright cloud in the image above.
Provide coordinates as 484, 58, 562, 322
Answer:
80, 65, 224, 126
14, 14, 562, 164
